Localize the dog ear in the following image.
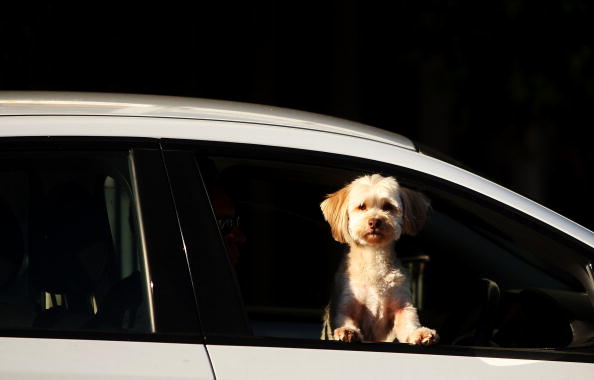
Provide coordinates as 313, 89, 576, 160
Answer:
400, 187, 430, 236
320, 186, 351, 243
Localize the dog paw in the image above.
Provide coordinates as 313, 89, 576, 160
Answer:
405, 327, 439, 345
334, 327, 362, 342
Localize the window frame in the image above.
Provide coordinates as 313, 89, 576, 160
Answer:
162, 138, 594, 363
0, 137, 202, 343
162, 148, 251, 338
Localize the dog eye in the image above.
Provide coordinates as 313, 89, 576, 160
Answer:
358, 203, 367, 211
382, 203, 394, 211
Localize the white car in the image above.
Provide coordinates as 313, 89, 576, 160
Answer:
0, 92, 593, 379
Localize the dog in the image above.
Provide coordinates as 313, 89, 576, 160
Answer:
320, 174, 438, 345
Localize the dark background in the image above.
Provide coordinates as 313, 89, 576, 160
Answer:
2, 1, 592, 230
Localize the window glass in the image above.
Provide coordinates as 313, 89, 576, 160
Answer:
199, 153, 594, 352
0, 151, 150, 333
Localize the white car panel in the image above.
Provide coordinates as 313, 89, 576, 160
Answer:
0, 337, 214, 380
207, 345, 593, 380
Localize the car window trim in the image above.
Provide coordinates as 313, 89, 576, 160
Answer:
162, 148, 252, 337
129, 149, 157, 332
132, 147, 203, 338
205, 335, 594, 363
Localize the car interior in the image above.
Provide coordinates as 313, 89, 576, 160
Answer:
202, 155, 594, 352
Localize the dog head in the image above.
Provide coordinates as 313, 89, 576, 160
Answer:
320, 174, 429, 247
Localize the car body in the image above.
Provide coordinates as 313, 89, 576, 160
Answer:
0, 91, 593, 379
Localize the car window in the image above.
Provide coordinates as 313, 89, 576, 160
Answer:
0, 151, 151, 334
194, 149, 594, 354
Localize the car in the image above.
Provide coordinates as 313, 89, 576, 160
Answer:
0, 91, 593, 379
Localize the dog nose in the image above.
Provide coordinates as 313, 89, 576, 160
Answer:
368, 218, 382, 228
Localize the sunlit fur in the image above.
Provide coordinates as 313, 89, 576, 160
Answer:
320, 174, 438, 345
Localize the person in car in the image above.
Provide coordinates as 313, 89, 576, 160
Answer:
211, 184, 246, 268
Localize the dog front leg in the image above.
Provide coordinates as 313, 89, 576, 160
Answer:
333, 301, 364, 342
392, 304, 438, 345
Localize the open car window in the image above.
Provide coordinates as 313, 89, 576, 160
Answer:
196, 151, 594, 353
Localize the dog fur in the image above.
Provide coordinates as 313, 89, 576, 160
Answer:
320, 174, 438, 345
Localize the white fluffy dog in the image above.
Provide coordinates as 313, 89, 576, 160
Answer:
320, 174, 438, 345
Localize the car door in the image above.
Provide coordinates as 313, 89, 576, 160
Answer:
164, 139, 594, 380
0, 137, 213, 379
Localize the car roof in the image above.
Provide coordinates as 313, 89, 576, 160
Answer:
0, 91, 416, 150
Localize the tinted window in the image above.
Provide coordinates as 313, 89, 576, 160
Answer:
0, 151, 151, 333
